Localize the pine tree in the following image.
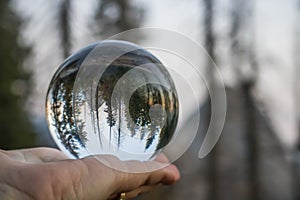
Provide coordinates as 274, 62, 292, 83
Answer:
0, 0, 35, 149
49, 62, 87, 158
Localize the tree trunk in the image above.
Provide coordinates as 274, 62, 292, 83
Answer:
59, 0, 71, 58
294, 0, 300, 198
229, 0, 259, 199
203, 0, 218, 199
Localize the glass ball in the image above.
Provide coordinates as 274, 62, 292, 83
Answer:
46, 40, 179, 161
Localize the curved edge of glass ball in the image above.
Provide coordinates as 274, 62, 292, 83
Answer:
46, 40, 179, 161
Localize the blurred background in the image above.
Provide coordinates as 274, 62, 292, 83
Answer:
0, 0, 300, 199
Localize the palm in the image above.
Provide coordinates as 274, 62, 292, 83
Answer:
0, 148, 179, 200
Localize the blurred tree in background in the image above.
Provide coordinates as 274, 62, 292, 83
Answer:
139, 0, 296, 199
294, 1, 300, 199
0, 0, 35, 149
296, 0, 300, 150
1, 0, 299, 199
94, 0, 144, 40
58, 0, 71, 58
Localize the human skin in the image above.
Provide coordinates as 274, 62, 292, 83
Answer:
0, 148, 180, 200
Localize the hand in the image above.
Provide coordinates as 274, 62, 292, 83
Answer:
0, 148, 180, 200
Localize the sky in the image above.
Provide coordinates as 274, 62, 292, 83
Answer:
12, 0, 299, 149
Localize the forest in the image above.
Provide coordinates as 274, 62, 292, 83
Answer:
0, 0, 299, 199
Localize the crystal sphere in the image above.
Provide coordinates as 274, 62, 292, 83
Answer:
46, 40, 179, 161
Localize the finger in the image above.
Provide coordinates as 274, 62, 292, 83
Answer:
79, 155, 180, 199
108, 184, 161, 200
123, 184, 162, 199
111, 160, 180, 193
89, 154, 169, 173
154, 153, 169, 163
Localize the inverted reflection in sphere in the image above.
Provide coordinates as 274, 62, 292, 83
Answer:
46, 41, 179, 161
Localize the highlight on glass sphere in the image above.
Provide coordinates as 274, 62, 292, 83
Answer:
46, 40, 179, 161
